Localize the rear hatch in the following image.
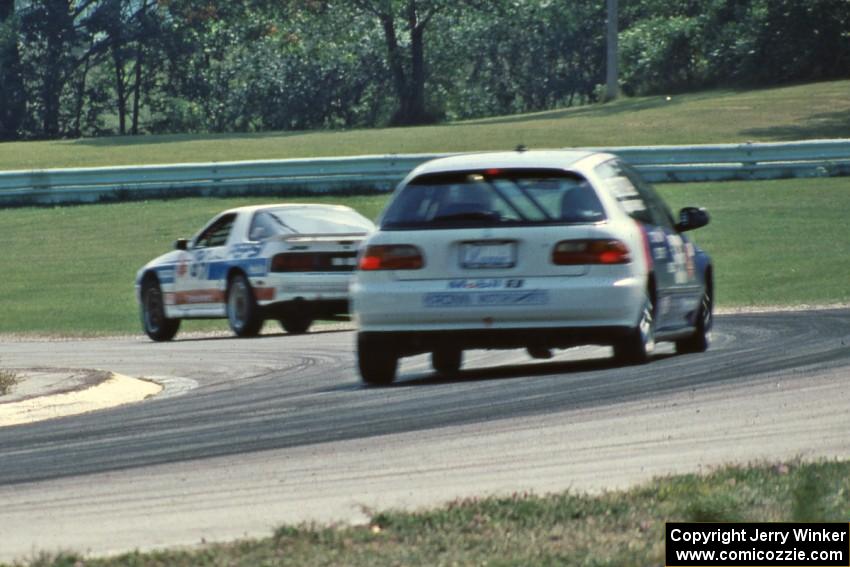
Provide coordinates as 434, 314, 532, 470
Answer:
377, 168, 609, 280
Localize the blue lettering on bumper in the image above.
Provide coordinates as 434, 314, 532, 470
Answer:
423, 290, 548, 308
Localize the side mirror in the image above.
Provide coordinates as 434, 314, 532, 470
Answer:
175, 238, 189, 251
676, 207, 710, 232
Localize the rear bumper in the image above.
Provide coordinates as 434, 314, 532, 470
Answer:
352, 275, 645, 331
254, 272, 351, 304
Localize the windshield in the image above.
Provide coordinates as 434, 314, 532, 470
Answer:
249, 206, 373, 240
380, 169, 605, 230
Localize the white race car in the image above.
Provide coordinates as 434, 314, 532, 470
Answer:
136, 204, 374, 341
351, 150, 713, 384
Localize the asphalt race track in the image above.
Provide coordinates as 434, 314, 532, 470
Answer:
2, 310, 850, 560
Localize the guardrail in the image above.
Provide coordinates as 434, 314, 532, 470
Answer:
1, 139, 848, 206
600, 139, 850, 182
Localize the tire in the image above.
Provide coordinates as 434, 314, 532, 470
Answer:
432, 349, 462, 376
279, 312, 313, 335
357, 334, 398, 385
676, 288, 713, 354
614, 295, 655, 365
226, 273, 264, 337
141, 277, 180, 342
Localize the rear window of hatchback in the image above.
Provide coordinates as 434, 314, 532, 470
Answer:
380, 169, 606, 230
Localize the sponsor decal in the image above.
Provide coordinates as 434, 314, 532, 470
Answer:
424, 290, 548, 308
230, 244, 263, 259
174, 290, 225, 305
176, 258, 188, 277
685, 242, 696, 279
448, 279, 525, 289
156, 267, 176, 284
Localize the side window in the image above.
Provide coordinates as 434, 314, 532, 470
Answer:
595, 160, 653, 224
195, 214, 236, 248
248, 212, 278, 241
620, 163, 675, 229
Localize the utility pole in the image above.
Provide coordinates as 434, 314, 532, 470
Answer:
605, 0, 618, 101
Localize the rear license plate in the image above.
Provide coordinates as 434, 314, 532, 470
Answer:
460, 241, 516, 269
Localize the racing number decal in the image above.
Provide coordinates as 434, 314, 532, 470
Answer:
176, 254, 189, 278
189, 249, 210, 281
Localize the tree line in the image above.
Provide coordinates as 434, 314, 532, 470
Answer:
1, 0, 848, 141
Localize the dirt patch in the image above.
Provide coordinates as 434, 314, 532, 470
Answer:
0, 371, 162, 427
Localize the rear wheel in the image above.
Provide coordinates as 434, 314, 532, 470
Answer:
676, 288, 713, 354
614, 295, 655, 365
432, 349, 463, 377
357, 334, 398, 385
227, 273, 264, 337
141, 277, 180, 342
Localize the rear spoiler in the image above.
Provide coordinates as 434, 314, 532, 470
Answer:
272, 232, 369, 243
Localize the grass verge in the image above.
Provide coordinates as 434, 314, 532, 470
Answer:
9, 460, 849, 567
0, 368, 18, 396
2, 177, 849, 336
1, 81, 850, 171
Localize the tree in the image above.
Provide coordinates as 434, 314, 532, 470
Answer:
86, 0, 158, 135
351, 0, 474, 125
15, 0, 112, 137
605, 0, 618, 100
0, 0, 25, 139
430, 0, 605, 120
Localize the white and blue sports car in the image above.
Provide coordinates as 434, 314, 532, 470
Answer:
135, 203, 375, 341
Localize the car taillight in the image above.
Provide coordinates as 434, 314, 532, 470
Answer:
552, 239, 631, 265
271, 252, 357, 272
272, 254, 315, 272
358, 245, 424, 270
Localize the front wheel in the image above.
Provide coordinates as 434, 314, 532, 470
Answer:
357, 334, 398, 385
676, 289, 713, 354
227, 273, 264, 337
614, 296, 655, 365
141, 278, 180, 341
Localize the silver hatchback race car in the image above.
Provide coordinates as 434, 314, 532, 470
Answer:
351, 150, 713, 384
136, 203, 374, 341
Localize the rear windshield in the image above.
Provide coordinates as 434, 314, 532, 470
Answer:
380, 169, 605, 230
249, 206, 373, 240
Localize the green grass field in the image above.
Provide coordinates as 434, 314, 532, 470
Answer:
2, 80, 850, 171
10, 459, 849, 567
2, 177, 849, 336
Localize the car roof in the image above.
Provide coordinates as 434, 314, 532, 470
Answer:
222, 203, 356, 216
408, 149, 612, 177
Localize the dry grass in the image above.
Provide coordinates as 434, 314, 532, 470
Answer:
0, 368, 19, 396
10, 460, 849, 567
